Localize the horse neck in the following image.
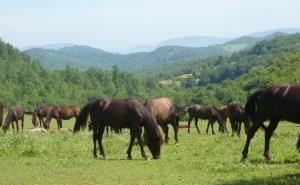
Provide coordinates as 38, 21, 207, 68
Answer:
4, 111, 13, 128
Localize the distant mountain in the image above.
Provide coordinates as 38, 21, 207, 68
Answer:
122, 45, 156, 54
25, 45, 228, 72
248, 28, 300, 38
20, 43, 75, 51
158, 36, 231, 48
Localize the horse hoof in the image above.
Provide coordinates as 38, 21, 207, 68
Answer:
127, 156, 132, 160
102, 156, 107, 160
240, 157, 246, 163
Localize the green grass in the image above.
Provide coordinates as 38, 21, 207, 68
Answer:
0, 115, 299, 185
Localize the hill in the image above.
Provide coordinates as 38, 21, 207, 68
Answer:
25, 45, 228, 72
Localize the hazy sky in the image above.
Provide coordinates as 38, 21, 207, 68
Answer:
0, 0, 300, 51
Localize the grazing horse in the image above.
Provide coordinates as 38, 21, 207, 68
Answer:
242, 84, 300, 161
217, 105, 228, 132
227, 102, 252, 137
186, 104, 225, 134
144, 98, 185, 143
44, 105, 81, 130
0, 103, 3, 127
73, 98, 162, 160
32, 105, 53, 128
2, 105, 27, 132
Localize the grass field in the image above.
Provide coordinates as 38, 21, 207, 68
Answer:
0, 115, 299, 185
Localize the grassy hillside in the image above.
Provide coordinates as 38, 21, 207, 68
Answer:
0, 116, 299, 184
25, 45, 228, 72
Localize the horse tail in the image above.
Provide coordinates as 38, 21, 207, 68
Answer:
73, 101, 92, 133
244, 89, 264, 120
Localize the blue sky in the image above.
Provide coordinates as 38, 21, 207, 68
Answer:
0, 0, 300, 51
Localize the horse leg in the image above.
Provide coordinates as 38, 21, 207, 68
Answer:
195, 118, 200, 134
11, 121, 14, 131
105, 126, 109, 136
187, 116, 193, 133
241, 120, 262, 162
230, 119, 235, 136
136, 127, 147, 159
237, 122, 242, 137
127, 129, 136, 160
211, 119, 216, 135
93, 125, 98, 159
97, 125, 106, 159
21, 117, 24, 131
206, 120, 211, 134
16, 120, 19, 132
264, 119, 279, 161
171, 122, 179, 143
163, 124, 169, 143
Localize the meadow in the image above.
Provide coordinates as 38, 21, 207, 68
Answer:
0, 115, 299, 185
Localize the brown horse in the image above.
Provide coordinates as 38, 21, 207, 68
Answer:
242, 84, 300, 161
227, 102, 252, 137
44, 105, 81, 130
217, 105, 228, 132
186, 104, 225, 134
0, 103, 3, 127
32, 105, 53, 128
144, 98, 185, 143
73, 98, 161, 160
2, 105, 31, 132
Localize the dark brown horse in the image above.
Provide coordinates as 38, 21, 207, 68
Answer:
73, 98, 161, 160
32, 105, 53, 128
186, 104, 225, 134
2, 105, 30, 132
44, 105, 81, 130
242, 84, 300, 161
227, 102, 252, 137
0, 103, 3, 127
144, 98, 185, 143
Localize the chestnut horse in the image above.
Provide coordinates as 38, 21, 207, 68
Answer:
74, 98, 161, 160
32, 105, 53, 128
186, 104, 225, 134
217, 105, 228, 132
2, 105, 32, 132
44, 105, 81, 130
242, 84, 300, 161
144, 98, 185, 143
227, 102, 252, 137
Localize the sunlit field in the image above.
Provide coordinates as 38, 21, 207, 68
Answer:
0, 115, 299, 185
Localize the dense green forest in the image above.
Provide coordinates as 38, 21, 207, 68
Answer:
1, 33, 300, 110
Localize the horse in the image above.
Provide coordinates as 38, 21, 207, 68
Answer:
2, 105, 32, 132
73, 98, 162, 160
144, 98, 185, 143
32, 105, 53, 128
217, 104, 228, 132
242, 84, 300, 161
0, 103, 3, 127
186, 104, 225, 134
88, 120, 122, 135
227, 102, 252, 137
44, 105, 81, 130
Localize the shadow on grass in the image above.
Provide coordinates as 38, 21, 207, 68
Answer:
249, 158, 300, 165
221, 173, 300, 185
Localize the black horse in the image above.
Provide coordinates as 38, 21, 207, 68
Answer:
74, 98, 162, 160
2, 105, 32, 132
186, 104, 226, 134
242, 84, 300, 161
227, 102, 252, 137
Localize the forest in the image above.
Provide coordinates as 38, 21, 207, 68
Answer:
1, 34, 300, 109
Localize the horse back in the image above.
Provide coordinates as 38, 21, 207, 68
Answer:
145, 98, 174, 124
258, 84, 300, 123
